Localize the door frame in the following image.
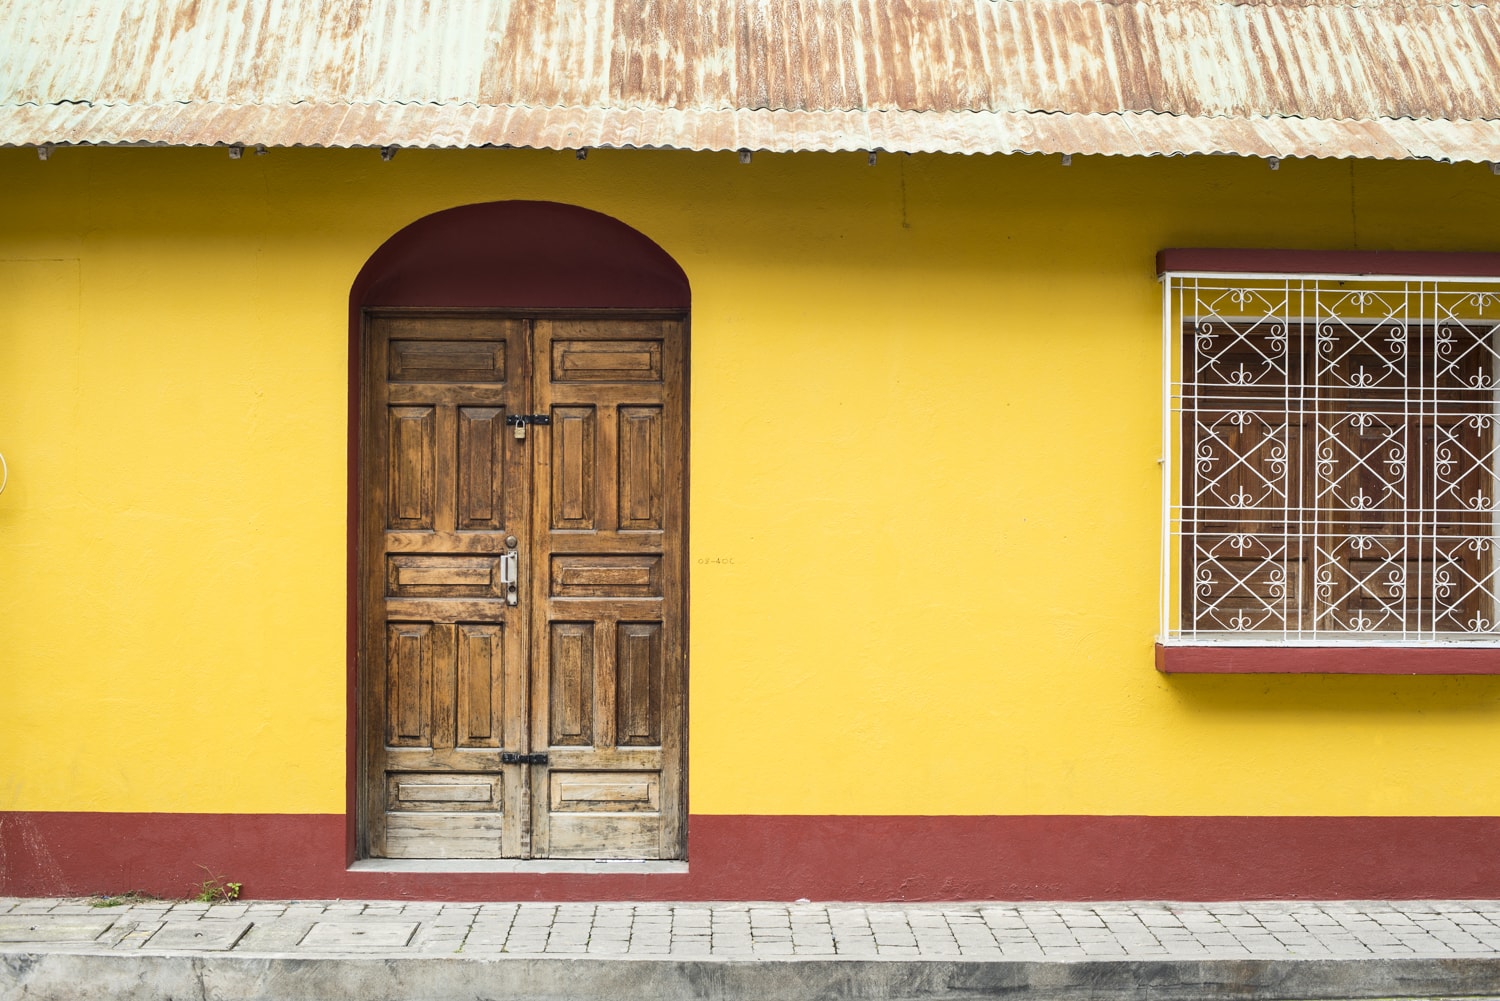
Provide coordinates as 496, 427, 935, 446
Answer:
353, 306, 690, 862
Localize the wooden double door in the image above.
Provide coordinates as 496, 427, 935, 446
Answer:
359, 311, 686, 860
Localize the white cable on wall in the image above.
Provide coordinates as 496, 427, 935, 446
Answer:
0, 452, 7, 495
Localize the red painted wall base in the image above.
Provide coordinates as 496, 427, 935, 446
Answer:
3, 813, 1499, 901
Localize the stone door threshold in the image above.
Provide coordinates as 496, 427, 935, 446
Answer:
348, 858, 689, 875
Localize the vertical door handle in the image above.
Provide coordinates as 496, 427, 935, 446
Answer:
499, 550, 519, 606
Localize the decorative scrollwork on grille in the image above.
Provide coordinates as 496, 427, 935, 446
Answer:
1170, 276, 1500, 642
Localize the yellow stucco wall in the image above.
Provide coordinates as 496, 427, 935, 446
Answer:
2, 147, 1500, 818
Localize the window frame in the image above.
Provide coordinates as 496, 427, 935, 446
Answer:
1156, 249, 1500, 674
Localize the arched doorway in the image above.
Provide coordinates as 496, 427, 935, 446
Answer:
351, 203, 688, 860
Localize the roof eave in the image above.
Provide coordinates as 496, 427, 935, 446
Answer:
4, 104, 1499, 162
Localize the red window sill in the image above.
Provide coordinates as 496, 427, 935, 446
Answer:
1155, 643, 1500, 675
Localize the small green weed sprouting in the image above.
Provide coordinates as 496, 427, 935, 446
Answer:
191, 865, 243, 904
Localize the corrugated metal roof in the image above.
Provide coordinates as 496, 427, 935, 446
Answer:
4, 0, 1500, 159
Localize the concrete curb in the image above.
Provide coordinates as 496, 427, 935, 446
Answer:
6, 952, 1500, 1001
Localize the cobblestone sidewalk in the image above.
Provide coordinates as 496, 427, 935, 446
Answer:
3, 897, 1500, 959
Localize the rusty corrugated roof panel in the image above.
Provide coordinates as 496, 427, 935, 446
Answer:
5, 0, 1500, 159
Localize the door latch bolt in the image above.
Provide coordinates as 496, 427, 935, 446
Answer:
500, 752, 549, 765
499, 550, 519, 605
506, 413, 551, 440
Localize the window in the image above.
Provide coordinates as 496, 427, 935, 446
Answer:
1159, 252, 1500, 672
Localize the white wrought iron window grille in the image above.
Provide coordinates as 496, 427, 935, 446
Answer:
1162, 272, 1500, 645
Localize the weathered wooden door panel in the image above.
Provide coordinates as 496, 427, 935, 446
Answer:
363, 316, 531, 859
362, 313, 685, 861
529, 319, 686, 860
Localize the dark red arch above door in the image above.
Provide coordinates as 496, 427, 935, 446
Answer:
351, 200, 690, 310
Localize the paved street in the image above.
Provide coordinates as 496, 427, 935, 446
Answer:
4, 897, 1500, 999
4, 896, 1500, 959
